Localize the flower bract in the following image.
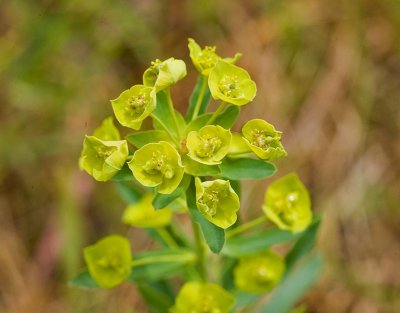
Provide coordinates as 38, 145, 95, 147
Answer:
128, 141, 184, 194
208, 60, 256, 106
83, 235, 132, 289
92, 116, 120, 141
234, 250, 285, 293
195, 178, 239, 229
186, 125, 232, 165
242, 119, 287, 160
263, 173, 312, 233
122, 193, 173, 228
79, 136, 128, 182
188, 38, 241, 76
111, 85, 156, 130
143, 58, 187, 92
170, 282, 235, 313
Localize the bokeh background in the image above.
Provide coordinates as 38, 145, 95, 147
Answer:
1, 0, 400, 312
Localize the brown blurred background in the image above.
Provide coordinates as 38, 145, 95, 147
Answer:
1, 0, 399, 312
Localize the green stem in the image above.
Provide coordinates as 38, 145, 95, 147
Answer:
150, 113, 180, 146
191, 219, 207, 282
226, 216, 268, 238
131, 253, 196, 267
156, 227, 178, 248
192, 76, 208, 120
165, 88, 182, 139
206, 101, 227, 125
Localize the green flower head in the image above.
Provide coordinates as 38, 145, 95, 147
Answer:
263, 173, 312, 233
170, 282, 235, 313
122, 193, 172, 228
208, 60, 257, 106
186, 125, 232, 165
79, 136, 128, 182
242, 119, 287, 160
83, 235, 132, 289
188, 38, 241, 76
143, 58, 187, 92
92, 116, 120, 141
195, 178, 240, 229
128, 141, 184, 194
111, 85, 156, 130
234, 250, 285, 294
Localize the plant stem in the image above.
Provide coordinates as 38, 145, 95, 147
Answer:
206, 101, 227, 125
156, 227, 178, 248
165, 88, 182, 139
150, 113, 180, 146
192, 77, 208, 120
191, 219, 207, 282
226, 216, 268, 238
131, 253, 196, 267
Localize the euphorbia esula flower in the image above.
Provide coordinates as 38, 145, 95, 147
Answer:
128, 141, 184, 194
79, 136, 128, 182
263, 173, 312, 233
234, 250, 285, 293
83, 235, 132, 289
242, 119, 287, 160
170, 282, 235, 313
111, 85, 156, 130
122, 193, 172, 228
186, 125, 232, 165
92, 116, 120, 141
188, 38, 241, 76
195, 178, 239, 229
208, 60, 256, 106
143, 58, 187, 92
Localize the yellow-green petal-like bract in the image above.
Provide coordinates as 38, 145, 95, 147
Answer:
195, 178, 239, 229
111, 84, 156, 130
170, 282, 235, 313
188, 38, 241, 76
143, 58, 187, 92
208, 60, 257, 106
263, 173, 312, 233
242, 119, 287, 160
79, 136, 128, 182
234, 250, 285, 294
128, 141, 184, 194
83, 235, 132, 289
186, 125, 232, 165
122, 193, 172, 228
92, 116, 120, 141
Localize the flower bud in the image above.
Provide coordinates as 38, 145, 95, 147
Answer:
234, 250, 285, 293
111, 85, 156, 130
208, 60, 256, 106
195, 178, 239, 229
122, 193, 172, 228
128, 141, 184, 194
143, 58, 187, 92
79, 135, 128, 182
83, 235, 132, 289
188, 38, 241, 76
170, 282, 235, 313
242, 119, 287, 160
263, 173, 312, 233
187, 125, 232, 165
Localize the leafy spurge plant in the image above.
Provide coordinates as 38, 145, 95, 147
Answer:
73, 38, 322, 313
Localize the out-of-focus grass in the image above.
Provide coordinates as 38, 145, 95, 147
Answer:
1, 0, 400, 312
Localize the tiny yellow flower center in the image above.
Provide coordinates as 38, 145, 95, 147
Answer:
143, 151, 175, 179
252, 130, 277, 150
95, 146, 117, 159
219, 75, 242, 98
126, 93, 148, 117
197, 46, 219, 70
196, 135, 222, 158
198, 185, 229, 217
252, 261, 274, 284
97, 255, 122, 270
276, 191, 300, 225
193, 294, 220, 313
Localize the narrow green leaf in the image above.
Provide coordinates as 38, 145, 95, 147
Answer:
186, 75, 211, 121
111, 163, 135, 181
222, 228, 299, 257
126, 130, 171, 148
138, 282, 174, 313
182, 155, 221, 177
219, 157, 276, 180
114, 181, 143, 204
152, 174, 191, 210
68, 270, 98, 289
260, 254, 323, 313
186, 180, 225, 253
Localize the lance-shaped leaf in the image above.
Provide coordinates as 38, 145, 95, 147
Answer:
152, 174, 191, 210
182, 155, 221, 177
263, 173, 313, 234
208, 61, 256, 106
219, 157, 276, 180
170, 282, 235, 313
242, 119, 287, 160
111, 85, 156, 130
126, 130, 171, 149
186, 75, 211, 121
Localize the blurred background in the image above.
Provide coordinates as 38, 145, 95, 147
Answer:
1, 0, 400, 312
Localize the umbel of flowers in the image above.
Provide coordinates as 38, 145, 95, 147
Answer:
76, 38, 318, 312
